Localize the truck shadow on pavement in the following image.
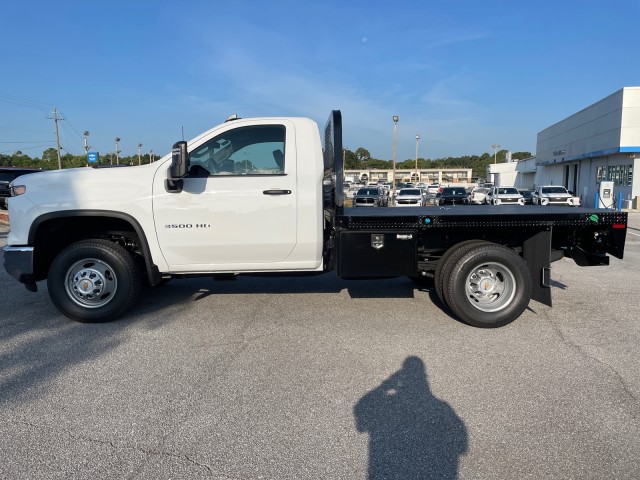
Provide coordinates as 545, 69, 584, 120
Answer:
354, 356, 468, 479
139, 273, 417, 304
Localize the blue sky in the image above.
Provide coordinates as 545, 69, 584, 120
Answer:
1, 0, 639, 161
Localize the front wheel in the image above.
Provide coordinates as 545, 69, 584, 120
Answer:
443, 243, 532, 328
47, 239, 141, 323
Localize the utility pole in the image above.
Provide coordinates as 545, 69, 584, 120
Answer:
47, 107, 63, 169
138, 143, 143, 165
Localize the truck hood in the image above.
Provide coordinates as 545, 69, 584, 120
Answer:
6, 161, 168, 246
10, 161, 167, 218
13, 163, 162, 209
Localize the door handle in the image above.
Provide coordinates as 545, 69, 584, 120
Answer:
263, 189, 292, 195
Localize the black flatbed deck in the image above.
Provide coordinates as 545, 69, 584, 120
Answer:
339, 205, 628, 229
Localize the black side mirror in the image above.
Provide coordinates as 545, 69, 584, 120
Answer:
166, 141, 188, 192
169, 141, 188, 179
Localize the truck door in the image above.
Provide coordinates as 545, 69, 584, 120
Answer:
153, 121, 298, 270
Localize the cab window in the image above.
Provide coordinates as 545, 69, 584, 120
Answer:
189, 125, 285, 176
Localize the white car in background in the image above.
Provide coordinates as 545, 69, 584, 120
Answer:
395, 188, 424, 207
426, 183, 440, 194
486, 186, 525, 205
532, 186, 580, 206
468, 187, 489, 205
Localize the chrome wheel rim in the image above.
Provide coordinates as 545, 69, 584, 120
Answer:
465, 262, 516, 312
64, 258, 118, 308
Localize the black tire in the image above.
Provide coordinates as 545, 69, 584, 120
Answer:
434, 240, 491, 307
47, 239, 141, 323
443, 243, 532, 328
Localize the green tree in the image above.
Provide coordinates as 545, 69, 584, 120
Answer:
355, 147, 371, 167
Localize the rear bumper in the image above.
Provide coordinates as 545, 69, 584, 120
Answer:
3, 245, 36, 285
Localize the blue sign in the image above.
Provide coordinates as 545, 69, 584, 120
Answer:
88, 152, 99, 163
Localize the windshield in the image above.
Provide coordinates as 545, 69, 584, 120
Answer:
498, 188, 519, 194
399, 189, 421, 196
541, 186, 569, 194
442, 188, 466, 195
358, 188, 380, 195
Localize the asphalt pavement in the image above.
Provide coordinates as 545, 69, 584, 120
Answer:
1, 214, 639, 479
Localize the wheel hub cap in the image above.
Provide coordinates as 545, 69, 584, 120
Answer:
73, 268, 105, 297
466, 263, 516, 312
65, 259, 117, 308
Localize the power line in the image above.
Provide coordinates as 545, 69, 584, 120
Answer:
0, 144, 55, 154
58, 108, 86, 142
0, 141, 52, 144
0, 126, 54, 134
0, 93, 54, 112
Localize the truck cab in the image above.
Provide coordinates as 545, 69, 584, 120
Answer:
155, 117, 326, 272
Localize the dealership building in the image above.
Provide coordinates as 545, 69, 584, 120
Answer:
488, 86, 640, 208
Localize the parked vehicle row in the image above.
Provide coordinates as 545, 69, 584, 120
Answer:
345, 182, 580, 208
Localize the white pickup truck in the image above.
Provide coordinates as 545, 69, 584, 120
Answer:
532, 185, 580, 206
2, 111, 628, 328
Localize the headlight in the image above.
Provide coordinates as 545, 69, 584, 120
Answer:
11, 185, 26, 197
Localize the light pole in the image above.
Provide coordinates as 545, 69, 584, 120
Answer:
342, 147, 348, 183
492, 143, 501, 164
392, 115, 399, 201
138, 143, 143, 165
115, 137, 121, 165
83, 131, 91, 167
415, 134, 420, 183
83, 131, 91, 155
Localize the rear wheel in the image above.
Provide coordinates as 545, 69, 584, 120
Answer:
47, 239, 141, 323
434, 240, 491, 307
443, 243, 532, 328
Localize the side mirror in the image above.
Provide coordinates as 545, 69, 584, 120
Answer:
169, 141, 188, 179
166, 141, 188, 192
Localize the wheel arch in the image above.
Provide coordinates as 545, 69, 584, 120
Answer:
29, 210, 161, 286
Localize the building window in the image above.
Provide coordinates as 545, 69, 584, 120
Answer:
605, 164, 633, 186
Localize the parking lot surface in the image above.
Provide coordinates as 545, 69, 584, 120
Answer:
1, 214, 639, 479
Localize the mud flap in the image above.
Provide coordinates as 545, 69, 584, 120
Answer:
523, 229, 552, 307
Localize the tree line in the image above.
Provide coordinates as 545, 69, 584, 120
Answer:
0, 148, 159, 170
1, 146, 532, 179
344, 147, 532, 179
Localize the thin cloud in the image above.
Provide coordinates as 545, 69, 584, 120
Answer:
427, 33, 490, 49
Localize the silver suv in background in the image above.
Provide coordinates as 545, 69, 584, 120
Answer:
353, 186, 388, 207
0, 167, 41, 209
